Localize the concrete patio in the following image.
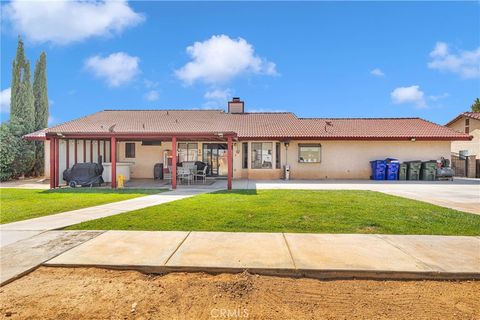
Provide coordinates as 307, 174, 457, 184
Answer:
42, 231, 480, 280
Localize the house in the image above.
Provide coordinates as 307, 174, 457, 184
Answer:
446, 112, 480, 158
445, 112, 480, 178
25, 98, 471, 189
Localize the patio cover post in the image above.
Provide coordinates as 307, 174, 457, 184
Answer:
111, 136, 117, 188
66, 139, 69, 169
172, 136, 177, 189
227, 136, 232, 190
55, 138, 59, 187
49, 138, 55, 189
74, 139, 77, 164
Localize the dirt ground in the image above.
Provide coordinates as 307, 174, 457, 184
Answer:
0, 267, 479, 320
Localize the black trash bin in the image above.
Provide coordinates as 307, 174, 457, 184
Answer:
154, 163, 164, 180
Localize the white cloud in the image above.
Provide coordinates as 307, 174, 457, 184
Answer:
144, 90, 160, 101
85, 52, 140, 87
0, 88, 11, 113
48, 116, 55, 125
391, 85, 426, 108
144, 79, 159, 89
430, 42, 449, 58
202, 88, 232, 108
428, 93, 449, 101
204, 88, 232, 101
175, 34, 277, 85
3, 0, 144, 45
428, 42, 480, 79
370, 68, 385, 77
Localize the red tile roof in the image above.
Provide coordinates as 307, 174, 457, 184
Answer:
24, 109, 471, 141
446, 112, 480, 126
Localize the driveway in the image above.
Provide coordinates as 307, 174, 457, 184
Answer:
233, 178, 480, 214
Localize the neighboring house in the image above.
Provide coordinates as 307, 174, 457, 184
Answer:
445, 112, 480, 178
25, 98, 471, 189
446, 112, 480, 157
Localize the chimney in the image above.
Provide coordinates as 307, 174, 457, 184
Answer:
228, 97, 244, 114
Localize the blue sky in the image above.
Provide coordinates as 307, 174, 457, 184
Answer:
1, 1, 479, 126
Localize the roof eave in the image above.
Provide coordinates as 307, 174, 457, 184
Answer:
238, 135, 472, 141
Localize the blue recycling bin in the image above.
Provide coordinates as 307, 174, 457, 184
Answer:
385, 158, 400, 180
370, 160, 386, 180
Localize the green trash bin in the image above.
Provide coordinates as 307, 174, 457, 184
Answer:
398, 163, 407, 180
421, 161, 437, 181
405, 161, 421, 180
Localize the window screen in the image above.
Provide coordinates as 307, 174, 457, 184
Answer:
251, 142, 273, 169
242, 143, 248, 169
178, 143, 198, 162
275, 142, 281, 169
298, 144, 321, 163
125, 143, 135, 158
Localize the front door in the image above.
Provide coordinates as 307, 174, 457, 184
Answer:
202, 143, 228, 176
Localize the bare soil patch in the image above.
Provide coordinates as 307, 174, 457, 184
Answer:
0, 267, 479, 319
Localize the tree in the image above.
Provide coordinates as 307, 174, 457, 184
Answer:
0, 123, 17, 181
471, 98, 480, 112
32, 52, 49, 176
9, 37, 35, 177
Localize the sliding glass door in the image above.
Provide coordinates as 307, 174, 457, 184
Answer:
202, 143, 228, 176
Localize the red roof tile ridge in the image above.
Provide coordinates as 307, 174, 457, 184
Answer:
298, 117, 421, 120
445, 112, 480, 126
102, 109, 225, 112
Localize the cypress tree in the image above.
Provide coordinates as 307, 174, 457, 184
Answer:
10, 37, 27, 124
9, 37, 35, 177
32, 52, 49, 175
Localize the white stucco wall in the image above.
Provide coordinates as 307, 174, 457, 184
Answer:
47, 139, 452, 181
117, 141, 164, 178
234, 140, 451, 180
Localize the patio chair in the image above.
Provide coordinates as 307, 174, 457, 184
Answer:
163, 166, 172, 182
177, 167, 194, 185
194, 165, 208, 184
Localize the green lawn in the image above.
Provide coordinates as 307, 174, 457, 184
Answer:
0, 188, 165, 224
67, 190, 480, 236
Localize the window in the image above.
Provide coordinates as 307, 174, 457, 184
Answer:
465, 118, 470, 134
242, 142, 248, 169
298, 144, 321, 163
125, 143, 135, 158
178, 143, 198, 162
251, 142, 273, 169
275, 142, 281, 169
141, 140, 161, 146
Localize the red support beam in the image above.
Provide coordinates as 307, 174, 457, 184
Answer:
172, 137, 177, 189
90, 140, 93, 162
111, 137, 117, 188
66, 139, 70, 169
97, 139, 100, 162
74, 139, 77, 164
103, 140, 106, 162
227, 136, 233, 190
55, 138, 59, 187
49, 138, 55, 189
83, 140, 86, 162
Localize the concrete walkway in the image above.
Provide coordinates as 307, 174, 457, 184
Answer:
0, 185, 222, 247
0, 231, 103, 285
42, 231, 480, 281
